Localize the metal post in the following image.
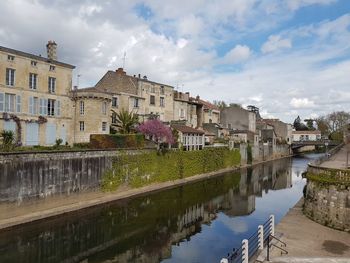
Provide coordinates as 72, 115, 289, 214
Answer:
258, 225, 264, 250
242, 239, 249, 263
269, 214, 275, 236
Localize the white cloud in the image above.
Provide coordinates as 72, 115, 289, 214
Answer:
290, 98, 315, 109
287, 0, 336, 11
222, 45, 251, 64
261, 35, 292, 53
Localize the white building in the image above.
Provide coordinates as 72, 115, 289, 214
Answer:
292, 130, 321, 141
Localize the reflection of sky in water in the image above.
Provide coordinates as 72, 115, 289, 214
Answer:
162, 156, 317, 263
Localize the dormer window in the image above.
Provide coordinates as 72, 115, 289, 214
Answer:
31, 61, 37, 67
49, 65, 55, 71
7, 55, 15, 61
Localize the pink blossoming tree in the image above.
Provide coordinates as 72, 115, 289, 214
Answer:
137, 119, 175, 149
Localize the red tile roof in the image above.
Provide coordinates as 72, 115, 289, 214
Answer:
171, 124, 205, 134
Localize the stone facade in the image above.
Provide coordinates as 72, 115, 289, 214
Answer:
173, 91, 198, 127
72, 88, 112, 143
0, 42, 75, 146
304, 180, 350, 232
221, 106, 256, 132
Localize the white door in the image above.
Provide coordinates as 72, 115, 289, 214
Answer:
61, 126, 66, 145
46, 123, 56, 145
26, 123, 39, 146
4, 120, 16, 133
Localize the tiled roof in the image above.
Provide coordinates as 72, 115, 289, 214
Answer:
171, 124, 205, 134
0, 45, 75, 69
198, 99, 220, 111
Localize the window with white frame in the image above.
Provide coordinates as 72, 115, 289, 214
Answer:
80, 101, 84, 115
29, 73, 37, 89
31, 61, 37, 67
160, 97, 165, 107
134, 98, 139, 108
112, 97, 118, 107
39, 98, 47, 115
29, 97, 39, 115
48, 77, 56, 93
3, 93, 16, 112
49, 65, 55, 71
79, 121, 85, 131
8, 55, 15, 61
160, 86, 165, 95
47, 99, 56, 116
102, 122, 107, 132
6, 68, 15, 86
102, 101, 107, 115
150, 95, 155, 105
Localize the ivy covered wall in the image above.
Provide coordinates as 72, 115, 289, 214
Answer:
103, 147, 241, 190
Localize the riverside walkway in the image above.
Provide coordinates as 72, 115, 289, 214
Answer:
267, 144, 350, 262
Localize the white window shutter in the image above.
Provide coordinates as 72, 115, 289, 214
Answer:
16, 95, 21, 113
29, 96, 33, 114
0, 93, 4, 112
57, 100, 61, 116
44, 99, 48, 115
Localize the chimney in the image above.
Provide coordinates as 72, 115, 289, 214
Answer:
196, 95, 200, 100
143, 75, 147, 80
46, 40, 57, 60
116, 67, 126, 75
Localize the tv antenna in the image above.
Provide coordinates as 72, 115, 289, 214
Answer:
77, 74, 82, 87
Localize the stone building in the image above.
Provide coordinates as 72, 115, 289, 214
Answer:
173, 91, 200, 128
171, 124, 205, 151
71, 87, 112, 143
220, 105, 256, 132
292, 130, 321, 141
0, 41, 75, 146
262, 119, 293, 144
197, 97, 220, 124
94, 68, 174, 122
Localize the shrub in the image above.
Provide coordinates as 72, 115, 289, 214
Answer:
0, 130, 15, 152
90, 134, 144, 149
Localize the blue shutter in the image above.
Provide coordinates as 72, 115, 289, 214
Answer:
0, 93, 4, 112
16, 95, 21, 113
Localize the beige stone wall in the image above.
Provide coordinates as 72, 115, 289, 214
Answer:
203, 110, 220, 124
139, 81, 174, 122
0, 49, 74, 146
73, 95, 111, 143
173, 100, 198, 127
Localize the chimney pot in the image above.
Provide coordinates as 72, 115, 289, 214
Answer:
138, 74, 141, 78
46, 40, 57, 60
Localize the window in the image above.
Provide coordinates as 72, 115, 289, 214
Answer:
150, 86, 155, 93
80, 101, 84, 115
39, 98, 47, 115
150, 95, 155, 105
160, 97, 165, 107
48, 77, 56, 93
102, 101, 107, 115
79, 121, 85, 131
134, 98, 139, 108
29, 73, 37, 89
112, 97, 118, 107
6, 68, 15, 86
160, 86, 165, 95
4, 93, 15, 112
180, 109, 185, 118
112, 112, 117, 124
49, 65, 55, 71
102, 122, 107, 132
16, 95, 21, 113
47, 99, 55, 116
29, 97, 39, 115
8, 55, 15, 61
31, 61, 37, 67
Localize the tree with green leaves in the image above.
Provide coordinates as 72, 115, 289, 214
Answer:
0, 130, 15, 151
111, 109, 139, 134
304, 118, 315, 130
293, 116, 308, 131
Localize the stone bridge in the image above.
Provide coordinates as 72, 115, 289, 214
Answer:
291, 140, 339, 150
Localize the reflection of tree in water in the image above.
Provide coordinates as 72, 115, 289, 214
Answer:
0, 158, 293, 263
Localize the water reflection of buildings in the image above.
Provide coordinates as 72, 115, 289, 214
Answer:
0, 158, 292, 263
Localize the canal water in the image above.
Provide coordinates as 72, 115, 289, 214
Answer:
0, 154, 320, 263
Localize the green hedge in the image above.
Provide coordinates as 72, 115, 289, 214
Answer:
102, 147, 240, 190
90, 134, 144, 149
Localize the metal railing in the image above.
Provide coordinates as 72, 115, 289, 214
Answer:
220, 215, 275, 263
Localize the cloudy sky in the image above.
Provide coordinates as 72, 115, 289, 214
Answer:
1, 0, 350, 123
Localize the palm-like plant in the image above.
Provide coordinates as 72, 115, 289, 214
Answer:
111, 109, 139, 134
0, 130, 15, 151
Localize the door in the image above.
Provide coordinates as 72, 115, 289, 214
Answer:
26, 123, 39, 146
46, 123, 56, 145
